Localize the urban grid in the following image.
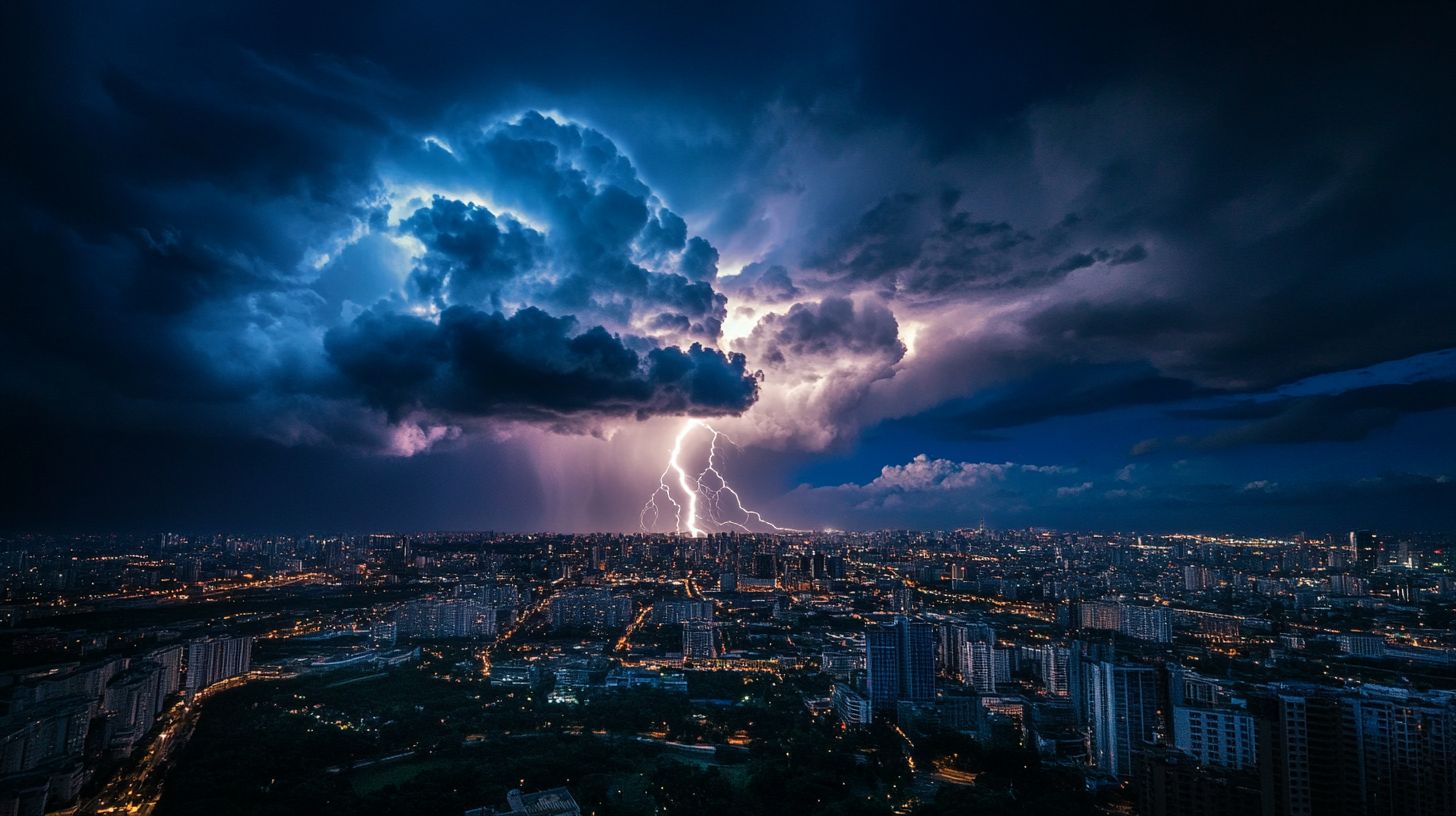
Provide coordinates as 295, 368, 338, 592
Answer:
2, 528, 1452, 815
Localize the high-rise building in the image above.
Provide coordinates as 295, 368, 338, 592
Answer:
1173, 704, 1257, 769
751, 553, 777, 580
148, 645, 183, 709
1121, 604, 1173, 643
0, 696, 92, 802
1255, 682, 1456, 816
832, 682, 874, 728
102, 663, 166, 752
1355, 685, 1456, 816
1078, 600, 1171, 643
898, 618, 935, 703
1250, 685, 1366, 816
811, 552, 828, 579
865, 623, 900, 710
937, 623, 967, 679
548, 588, 633, 632
1349, 530, 1381, 574
961, 623, 995, 643
1068, 640, 1117, 729
184, 635, 253, 692
939, 621, 993, 682
1088, 661, 1164, 778
1080, 600, 1123, 631
1039, 644, 1070, 697
962, 641, 1009, 694
394, 599, 495, 638
652, 599, 713, 624
371, 620, 398, 645
682, 620, 718, 662
865, 617, 935, 713
1138, 747, 1261, 816
892, 584, 916, 613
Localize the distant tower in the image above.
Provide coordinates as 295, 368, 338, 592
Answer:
1349, 530, 1380, 574
959, 623, 1000, 693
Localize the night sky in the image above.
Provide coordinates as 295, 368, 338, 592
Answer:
4, 2, 1454, 534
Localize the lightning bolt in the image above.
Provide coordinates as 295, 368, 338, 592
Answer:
640, 418, 792, 536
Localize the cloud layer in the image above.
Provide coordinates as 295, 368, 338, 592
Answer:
3, 1, 1453, 532
4, 98, 759, 455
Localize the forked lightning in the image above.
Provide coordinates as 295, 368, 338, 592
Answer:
640, 419, 793, 536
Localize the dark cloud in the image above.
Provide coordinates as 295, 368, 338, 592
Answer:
3, 0, 1453, 531
749, 297, 904, 364
678, 236, 719, 282
325, 305, 758, 422
403, 196, 546, 311
905, 364, 1205, 437
802, 191, 1149, 301
639, 208, 688, 258
1171, 379, 1456, 449
1023, 298, 1200, 345
718, 262, 801, 304
2, 36, 745, 455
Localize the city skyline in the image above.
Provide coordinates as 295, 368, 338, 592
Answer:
5, 3, 1455, 535
3, 526, 1452, 815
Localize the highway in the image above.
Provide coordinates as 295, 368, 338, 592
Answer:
64, 676, 251, 816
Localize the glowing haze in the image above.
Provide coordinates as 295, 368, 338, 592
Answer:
4, 3, 1455, 533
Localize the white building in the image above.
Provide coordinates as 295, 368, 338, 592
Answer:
1172, 704, 1257, 769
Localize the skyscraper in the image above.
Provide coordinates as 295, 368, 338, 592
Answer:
966, 642, 992, 693
898, 618, 935, 702
865, 623, 900, 710
1349, 530, 1382, 574
1089, 661, 1164, 778
937, 623, 967, 680
1039, 644, 1070, 697
865, 617, 935, 713
1250, 685, 1365, 816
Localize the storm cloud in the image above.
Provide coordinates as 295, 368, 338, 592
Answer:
1172, 378, 1456, 450
2, 79, 757, 454
326, 305, 757, 421
3, 1, 1454, 532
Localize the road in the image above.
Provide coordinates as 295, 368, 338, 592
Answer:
63, 675, 252, 816
479, 585, 557, 675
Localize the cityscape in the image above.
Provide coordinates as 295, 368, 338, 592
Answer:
2, 528, 1453, 814
4, 2, 1455, 816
